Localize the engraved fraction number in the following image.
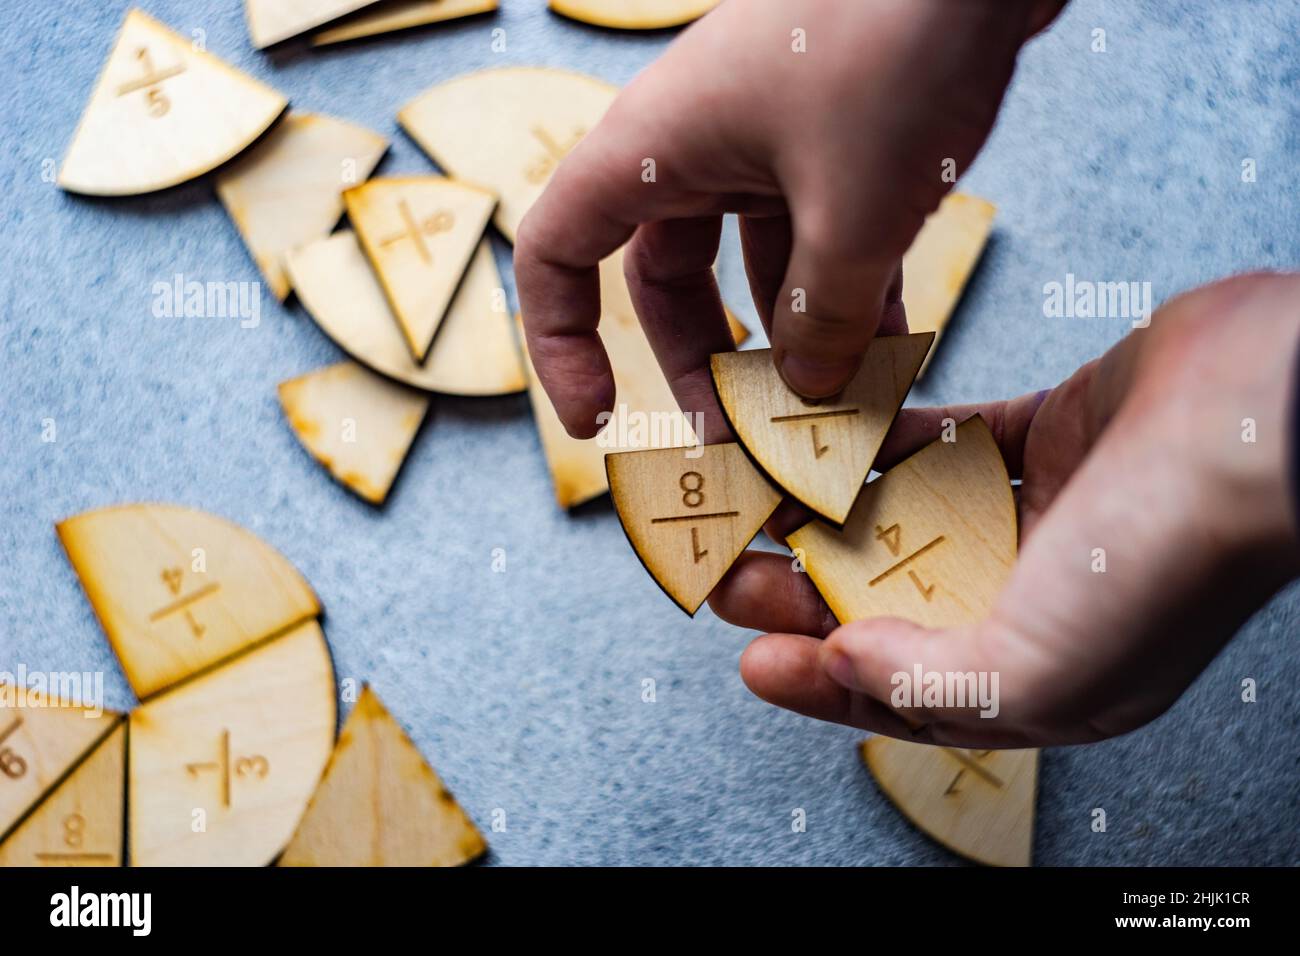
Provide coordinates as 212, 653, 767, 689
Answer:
150, 566, 218, 639
186, 729, 269, 808
650, 472, 740, 565
63, 813, 86, 848
525, 126, 586, 184
380, 201, 456, 266
0, 716, 27, 780
116, 47, 186, 118
942, 749, 1002, 796
870, 523, 945, 602
770, 402, 860, 461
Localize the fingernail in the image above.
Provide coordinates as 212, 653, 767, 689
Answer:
778, 353, 860, 398
823, 649, 857, 690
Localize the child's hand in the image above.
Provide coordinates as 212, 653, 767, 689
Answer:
710, 274, 1300, 747
516, 0, 1065, 439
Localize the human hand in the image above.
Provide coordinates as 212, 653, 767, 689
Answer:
516, 0, 1066, 442
710, 273, 1300, 747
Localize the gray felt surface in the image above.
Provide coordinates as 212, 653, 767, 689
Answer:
1, 0, 1297, 866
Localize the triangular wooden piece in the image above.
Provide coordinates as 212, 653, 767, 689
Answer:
606, 443, 781, 615
0, 722, 126, 867
287, 232, 525, 396
786, 416, 1017, 627
345, 177, 496, 362
712, 333, 933, 525
216, 112, 388, 301
59, 8, 287, 196
901, 193, 996, 376
246, 0, 384, 48
861, 739, 1037, 867
313, 0, 498, 45
0, 690, 121, 842
279, 360, 430, 504
400, 67, 618, 242
57, 503, 320, 699
517, 249, 751, 509
280, 687, 486, 866
549, 0, 718, 29
129, 620, 336, 867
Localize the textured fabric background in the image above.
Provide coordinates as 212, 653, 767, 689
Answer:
0, 0, 1297, 865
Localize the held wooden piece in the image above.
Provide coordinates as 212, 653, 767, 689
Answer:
344, 177, 497, 362
517, 249, 750, 508
129, 620, 336, 867
57, 503, 321, 700
59, 9, 287, 196
313, 0, 498, 45
216, 112, 388, 301
900, 193, 996, 376
606, 443, 781, 615
786, 416, 1037, 866
399, 67, 618, 242
0, 722, 126, 867
279, 361, 430, 504
549, 0, 719, 29
286, 232, 525, 396
711, 333, 933, 525
280, 687, 486, 866
860, 740, 1037, 868
0, 691, 121, 843
246, 0, 383, 48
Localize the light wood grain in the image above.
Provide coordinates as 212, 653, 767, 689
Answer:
606, 442, 781, 615
216, 112, 388, 301
399, 67, 618, 242
711, 333, 933, 525
59, 8, 287, 196
278, 361, 430, 504
861, 739, 1037, 868
312, 0, 497, 45
786, 416, 1037, 866
280, 687, 486, 866
901, 193, 996, 376
246, 0, 383, 47
345, 176, 497, 362
287, 231, 525, 396
0, 722, 126, 867
129, 620, 336, 867
57, 503, 320, 700
549, 0, 719, 29
517, 250, 750, 508
0, 690, 121, 844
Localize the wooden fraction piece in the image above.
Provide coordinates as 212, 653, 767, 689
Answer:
711, 333, 934, 525
278, 360, 431, 505
286, 231, 525, 396
606, 443, 781, 615
245, 0, 383, 48
901, 193, 996, 376
129, 620, 336, 867
786, 416, 1037, 866
313, 0, 498, 45
280, 687, 486, 866
215, 112, 388, 301
0, 690, 121, 842
59, 8, 287, 196
0, 722, 126, 867
517, 249, 750, 508
860, 740, 1038, 868
549, 0, 719, 29
345, 176, 497, 363
399, 67, 618, 242
57, 503, 320, 700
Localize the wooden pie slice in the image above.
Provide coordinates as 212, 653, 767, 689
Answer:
129, 619, 336, 867
344, 176, 496, 362
549, 0, 719, 29
216, 112, 388, 301
57, 503, 320, 700
59, 8, 287, 196
280, 687, 486, 866
399, 67, 618, 242
287, 232, 525, 396
279, 360, 430, 504
245, 0, 384, 48
313, 0, 498, 45
711, 333, 933, 524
